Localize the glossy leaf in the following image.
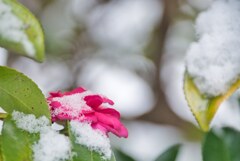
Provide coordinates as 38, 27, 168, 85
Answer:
0, 0, 45, 62
1, 116, 39, 161
0, 66, 50, 118
183, 73, 240, 131
68, 122, 116, 161
202, 128, 240, 161
113, 149, 135, 161
155, 144, 181, 161
0, 136, 3, 161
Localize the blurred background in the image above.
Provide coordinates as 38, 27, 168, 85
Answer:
1, 0, 240, 160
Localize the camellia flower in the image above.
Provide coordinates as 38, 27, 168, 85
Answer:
47, 87, 128, 138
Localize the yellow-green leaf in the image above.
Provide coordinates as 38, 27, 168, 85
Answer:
0, 0, 45, 62
184, 73, 240, 131
0, 66, 50, 118
1, 116, 39, 161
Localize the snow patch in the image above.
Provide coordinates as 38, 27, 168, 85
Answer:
51, 122, 64, 131
51, 91, 112, 118
70, 121, 112, 159
51, 91, 93, 118
53, 91, 92, 111
186, 0, 240, 97
0, 0, 35, 56
11, 111, 71, 161
33, 129, 71, 161
12, 111, 49, 133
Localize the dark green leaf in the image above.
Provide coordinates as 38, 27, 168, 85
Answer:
1, 116, 39, 161
202, 128, 240, 161
155, 144, 181, 161
202, 130, 230, 161
0, 0, 45, 62
0, 66, 50, 118
113, 149, 135, 161
222, 128, 240, 161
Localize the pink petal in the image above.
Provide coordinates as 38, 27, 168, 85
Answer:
48, 91, 62, 99
84, 95, 103, 109
47, 87, 128, 138
94, 112, 128, 138
102, 97, 114, 105
91, 123, 108, 134
64, 87, 86, 95
49, 101, 61, 108
96, 108, 120, 119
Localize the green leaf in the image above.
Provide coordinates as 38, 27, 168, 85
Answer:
0, 66, 50, 118
0, 0, 45, 62
183, 73, 240, 131
155, 144, 181, 161
0, 135, 3, 161
113, 149, 135, 161
222, 128, 240, 161
202, 130, 230, 161
1, 116, 39, 161
0, 66, 50, 160
202, 128, 240, 161
68, 122, 116, 161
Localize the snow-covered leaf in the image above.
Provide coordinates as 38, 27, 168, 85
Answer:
184, 73, 240, 131
0, 0, 45, 62
1, 116, 39, 161
0, 66, 50, 118
68, 122, 116, 161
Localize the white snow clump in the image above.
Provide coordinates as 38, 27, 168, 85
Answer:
186, 0, 240, 97
70, 121, 112, 160
12, 111, 71, 161
12, 111, 50, 133
0, 0, 35, 56
32, 129, 71, 161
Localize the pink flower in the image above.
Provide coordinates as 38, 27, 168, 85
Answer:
47, 87, 128, 138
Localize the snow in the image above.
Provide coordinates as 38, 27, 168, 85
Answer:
51, 91, 93, 118
51, 90, 114, 118
33, 129, 71, 161
0, 48, 8, 66
70, 121, 112, 160
186, 0, 240, 97
51, 122, 64, 131
0, 0, 35, 56
12, 111, 49, 133
11, 111, 72, 161
53, 91, 92, 111
11, 111, 113, 161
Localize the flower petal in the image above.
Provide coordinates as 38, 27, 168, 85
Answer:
84, 95, 103, 109
97, 108, 120, 119
94, 112, 128, 138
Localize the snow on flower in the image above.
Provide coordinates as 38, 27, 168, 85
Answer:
47, 87, 128, 138
70, 121, 112, 159
186, 0, 240, 97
